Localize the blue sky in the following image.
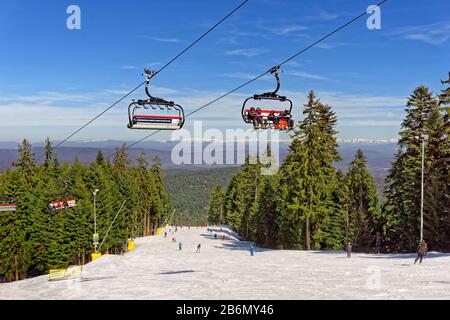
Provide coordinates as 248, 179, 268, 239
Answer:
0, 0, 449, 143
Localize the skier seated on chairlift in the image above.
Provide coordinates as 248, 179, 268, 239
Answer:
268, 110, 278, 127
248, 107, 265, 129
277, 109, 294, 130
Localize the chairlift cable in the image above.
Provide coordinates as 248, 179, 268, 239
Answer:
37, 0, 250, 161
112, 0, 388, 152
97, 199, 127, 252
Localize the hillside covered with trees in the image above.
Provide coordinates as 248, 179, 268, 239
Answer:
209, 74, 450, 253
0, 141, 172, 282
164, 167, 240, 226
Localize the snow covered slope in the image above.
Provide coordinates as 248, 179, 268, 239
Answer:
1, 226, 449, 300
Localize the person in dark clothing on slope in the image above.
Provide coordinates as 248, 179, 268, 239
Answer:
375, 232, 382, 254
346, 242, 352, 258
414, 240, 428, 264
196, 243, 201, 253
249, 244, 255, 256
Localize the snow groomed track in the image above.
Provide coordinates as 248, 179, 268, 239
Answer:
1, 226, 449, 300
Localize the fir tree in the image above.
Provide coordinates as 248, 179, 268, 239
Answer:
208, 185, 225, 225
279, 91, 340, 250
383, 86, 442, 251
345, 149, 381, 251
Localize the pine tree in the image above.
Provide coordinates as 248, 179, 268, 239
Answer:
1, 140, 39, 280
438, 73, 450, 246
279, 91, 340, 250
224, 174, 246, 232
345, 149, 381, 251
208, 185, 225, 225
252, 175, 280, 248
95, 150, 107, 166
439, 72, 450, 115
383, 86, 441, 251
43, 137, 60, 172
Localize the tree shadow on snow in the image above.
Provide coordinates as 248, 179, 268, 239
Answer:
356, 252, 450, 260
310, 251, 347, 255
206, 227, 244, 240
200, 232, 242, 242
213, 241, 272, 252
159, 270, 196, 275
80, 276, 116, 282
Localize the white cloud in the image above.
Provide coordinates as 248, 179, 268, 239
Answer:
140, 36, 181, 43
339, 120, 401, 127
222, 72, 257, 80
0, 87, 407, 140
317, 92, 405, 108
225, 48, 268, 57
221, 72, 271, 81
306, 10, 339, 21
391, 21, 450, 45
286, 71, 328, 81
0, 92, 89, 104
314, 42, 346, 50
216, 36, 239, 45
146, 62, 161, 68
271, 25, 308, 36
120, 65, 137, 70
283, 61, 303, 68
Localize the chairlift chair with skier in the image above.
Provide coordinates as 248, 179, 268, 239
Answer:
242, 66, 294, 130
48, 198, 77, 211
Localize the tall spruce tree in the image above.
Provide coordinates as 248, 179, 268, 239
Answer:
252, 175, 280, 248
345, 149, 381, 251
383, 86, 442, 251
208, 185, 225, 225
279, 91, 340, 250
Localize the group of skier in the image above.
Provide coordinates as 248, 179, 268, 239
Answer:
166, 225, 430, 264
247, 107, 294, 130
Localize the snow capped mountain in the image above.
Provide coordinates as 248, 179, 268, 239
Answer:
336, 138, 398, 144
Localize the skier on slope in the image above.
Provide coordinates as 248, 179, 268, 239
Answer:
414, 240, 428, 264
178, 241, 183, 251
196, 243, 201, 253
346, 242, 352, 258
214, 233, 217, 240
375, 232, 382, 254
249, 244, 255, 256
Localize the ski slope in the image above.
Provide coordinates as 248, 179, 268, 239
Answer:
1, 226, 450, 300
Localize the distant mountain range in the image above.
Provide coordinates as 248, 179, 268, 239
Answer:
0, 140, 397, 186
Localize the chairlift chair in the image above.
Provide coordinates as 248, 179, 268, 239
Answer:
242, 66, 294, 130
128, 69, 185, 130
